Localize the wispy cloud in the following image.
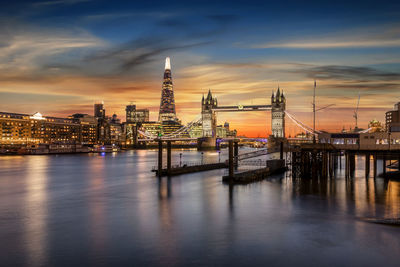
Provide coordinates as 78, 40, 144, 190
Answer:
254, 39, 400, 49
81, 38, 212, 75
33, 0, 93, 6
251, 24, 400, 49
0, 21, 105, 76
297, 65, 400, 81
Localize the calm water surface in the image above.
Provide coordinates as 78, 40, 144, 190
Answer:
0, 149, 400, 266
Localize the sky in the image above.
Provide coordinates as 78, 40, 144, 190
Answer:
0, 0, 399, 137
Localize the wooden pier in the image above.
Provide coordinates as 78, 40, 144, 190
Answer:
289, 143, 400, 179
222, 140, 286, 184
222, 159, 286, 184
155, 138, 229, 177
154, 138, 284, 182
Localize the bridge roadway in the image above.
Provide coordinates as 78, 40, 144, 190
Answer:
213, 105, 271, 112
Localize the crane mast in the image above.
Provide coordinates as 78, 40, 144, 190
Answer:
353, 92, 360, 129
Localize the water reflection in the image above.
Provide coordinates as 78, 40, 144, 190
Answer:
87, 157, 107, 261
157, 177, 179, 266
24, 156, 49, 267
0, 150, 399, 267
283, 173, 400, 220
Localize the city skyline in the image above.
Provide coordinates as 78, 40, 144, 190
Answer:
0, 0, 400, 136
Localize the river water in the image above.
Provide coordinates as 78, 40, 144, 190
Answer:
0, 149, 399, 266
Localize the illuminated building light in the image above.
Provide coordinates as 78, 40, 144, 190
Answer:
30, 112, 46, 120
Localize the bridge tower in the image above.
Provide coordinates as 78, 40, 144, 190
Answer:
271, 87, 286, 138
202, 90, 217, 137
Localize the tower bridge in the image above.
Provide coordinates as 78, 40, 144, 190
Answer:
200, 87, 285, 148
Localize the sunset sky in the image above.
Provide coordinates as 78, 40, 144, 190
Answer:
0, 0, 399, 137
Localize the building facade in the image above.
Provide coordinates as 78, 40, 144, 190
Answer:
126, 104, 149, 123
0, 111, 84, 146
0, 112, 31, 144
188, 122, 203, 138
70, 114, 97, 145
271, 87, 286, 138
139, 121, 163, 138
161, 120, 188, 138
94, 102, 105, 119
386, 102, 400, 132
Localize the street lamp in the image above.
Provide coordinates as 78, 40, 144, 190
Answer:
218, 151, 221, 163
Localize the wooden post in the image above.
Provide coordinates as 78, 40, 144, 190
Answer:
349, 153, 355, 178
373, 154, 377, 178
300, 151, 305, 178
234, 141, 239, 170
312, 150, 317, 179
383, 155, 386, 177
365, 153, 370, 178
322, 151, 327, 178
280, 141, 283, 160
329, 152, 334, 178
158, 140, 163, 177
398, 156, 400, 171
167, 141, 172, 175
229, 140, 234, 178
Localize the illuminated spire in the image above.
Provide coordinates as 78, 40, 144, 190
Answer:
165, 57, 171, 70
159, 57, 177, 122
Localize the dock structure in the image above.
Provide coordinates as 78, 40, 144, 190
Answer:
289, 141, 400, 179
155, 138, 230, 177
222, 159, 286, 184
223, 140, 286, 184
153, 138, 286, 182
154, 162, 227, 176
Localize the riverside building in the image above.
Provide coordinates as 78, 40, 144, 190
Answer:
0, 111, 81, 146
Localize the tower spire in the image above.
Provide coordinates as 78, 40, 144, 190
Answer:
165, 57, 171, 70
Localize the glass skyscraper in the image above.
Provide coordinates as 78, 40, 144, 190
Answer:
158, 57, 178, 123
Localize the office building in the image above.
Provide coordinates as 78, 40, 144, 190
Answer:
386, 102, 400, 132
126, 104, 149, 123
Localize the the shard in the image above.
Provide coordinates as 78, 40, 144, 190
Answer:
158, 57, 178, 123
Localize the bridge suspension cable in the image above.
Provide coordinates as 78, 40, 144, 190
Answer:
358, 127, 372, 133
285, 111, 321, 135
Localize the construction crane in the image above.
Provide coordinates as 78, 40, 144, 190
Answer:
353, 92, 361, 129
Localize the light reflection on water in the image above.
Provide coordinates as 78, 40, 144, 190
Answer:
0, 149, 399, 266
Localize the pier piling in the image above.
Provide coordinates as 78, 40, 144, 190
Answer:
234, 141, 239, 170
167, 141, 172, 175
228, 140, 234, 178
158, 140, 163, 177
383, 155, 387, 176
349, 153, 355, 178
365, 153, 370, 178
